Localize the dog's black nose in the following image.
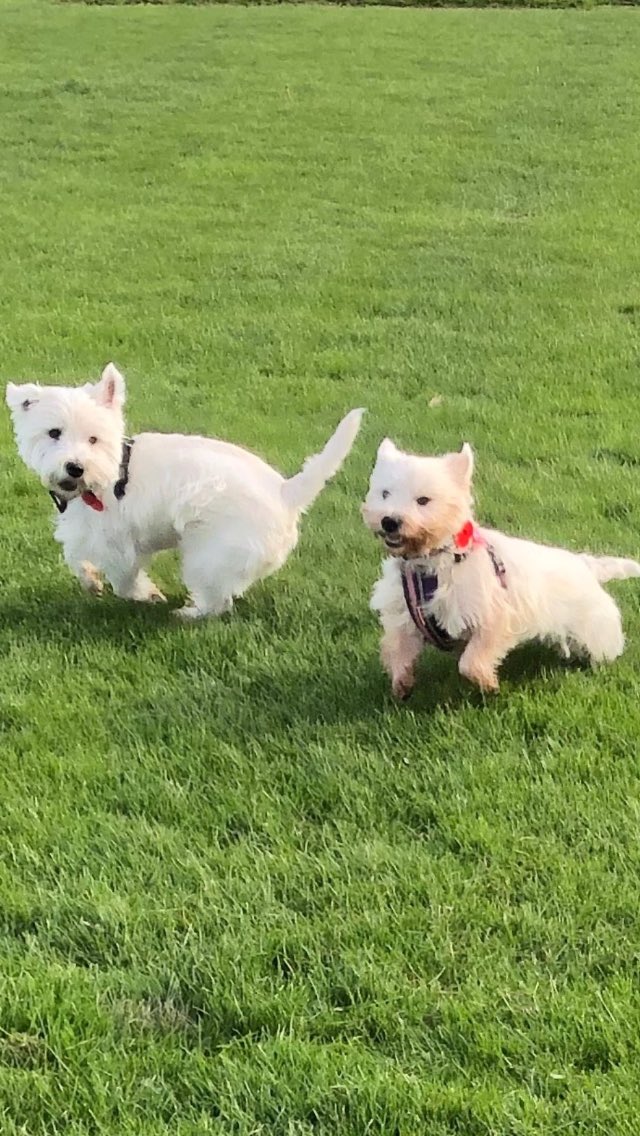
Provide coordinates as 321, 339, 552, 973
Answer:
65, 462, 84, 480
381, 515, 400, 534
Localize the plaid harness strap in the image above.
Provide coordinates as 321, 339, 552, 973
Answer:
401, 567, 456, 651
401, 541, 507, 652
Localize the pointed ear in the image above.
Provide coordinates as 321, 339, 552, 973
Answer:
446, 442, 474, 487
90, 363, 126, 409
5, 382, 40, 412
377, 437, 399, 461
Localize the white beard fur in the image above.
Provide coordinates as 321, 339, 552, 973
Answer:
6, 364, 364, 619
364, 439, 640, 696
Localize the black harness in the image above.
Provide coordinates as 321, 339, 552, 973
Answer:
401, 543, 507, 652
114, 438, 134, 501
49, 438, 134, 514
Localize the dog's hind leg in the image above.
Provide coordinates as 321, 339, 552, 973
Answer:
569, 590, 624, 664
458, 619, 518, 694
175, 528, 262, 620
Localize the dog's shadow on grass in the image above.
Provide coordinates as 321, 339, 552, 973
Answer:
0, 587, 586, 737
501, 642, 588, 686
223, 637, 580, 741
0, 588, 172, 649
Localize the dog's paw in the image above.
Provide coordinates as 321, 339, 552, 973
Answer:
146, 587, 167, 604
173, 604, 205, 621
459, 652, 500, 694
130, 581, 167, 603
464, 670, 500, 694
79, 562, 104, 596
392, 677, 414, 702
476, 677, 500, 694
173, 594, 233, 621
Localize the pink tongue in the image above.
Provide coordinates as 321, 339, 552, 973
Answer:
81, 491, 104, 512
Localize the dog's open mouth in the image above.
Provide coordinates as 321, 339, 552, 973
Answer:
57, 478, 80, 493
378, 531, 404, 551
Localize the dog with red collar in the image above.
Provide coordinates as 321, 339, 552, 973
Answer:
363, 438, 640, 697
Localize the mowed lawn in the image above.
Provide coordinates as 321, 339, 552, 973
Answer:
1, 2, 640, 1132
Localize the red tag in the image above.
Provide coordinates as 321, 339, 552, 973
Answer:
81, 491, 104, 512
454, 520, 474, 549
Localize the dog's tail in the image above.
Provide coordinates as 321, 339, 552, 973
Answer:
281, 408, 364, 513
582, 554, 640, 583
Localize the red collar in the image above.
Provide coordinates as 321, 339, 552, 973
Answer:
453, 520, 484, 551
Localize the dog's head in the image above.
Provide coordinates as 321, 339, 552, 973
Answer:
362, 438, 474, 558
5, 363, 126, 503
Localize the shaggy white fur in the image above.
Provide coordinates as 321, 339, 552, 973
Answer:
6, 364, 363, 618
363, 438, 640, 696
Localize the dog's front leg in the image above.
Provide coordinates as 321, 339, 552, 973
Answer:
104, 562, 166, 604
69, 557, 104, 596
381, 623, 423, 700
458, 623, 516, 694
61, 540, 104, 596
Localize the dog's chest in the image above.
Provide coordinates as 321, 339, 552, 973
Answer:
401, 565, 455, 650
400, 556, 487, 645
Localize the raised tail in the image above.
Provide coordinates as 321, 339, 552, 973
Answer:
281, 408, 364, 513
581, 554, 640, 583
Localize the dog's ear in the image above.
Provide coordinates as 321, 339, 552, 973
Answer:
90, 363, 126, 409
446, 442, 474, 488
5, 382, 40, 412
377, 437, 399, 461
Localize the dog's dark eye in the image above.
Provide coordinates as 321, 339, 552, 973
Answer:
48, 429, 62, 440
88, 436, 98, 445
381, 490, 390, 500
416, 496, 431, 506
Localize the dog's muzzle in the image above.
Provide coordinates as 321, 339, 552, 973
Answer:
377, 530, 405, 550
378, 515, 404, 549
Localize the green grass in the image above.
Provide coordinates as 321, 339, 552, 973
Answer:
63, 0, 640, 11
67, 0, 640, 10
1, 2, 640, 1132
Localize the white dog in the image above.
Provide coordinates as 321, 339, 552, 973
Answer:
6, 364, 363, 618
363, 438, 640, 697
